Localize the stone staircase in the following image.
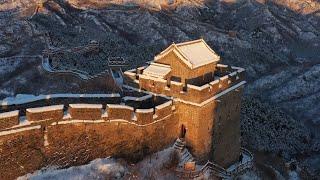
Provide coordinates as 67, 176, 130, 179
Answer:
173, 138, 254, 179
173, 138, 195, 168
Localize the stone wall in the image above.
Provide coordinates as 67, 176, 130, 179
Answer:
125, 64, 245, 104
0, 99, 176, 179
174, 100, 216, 163
0, 110, 19, 130
0, 127, 43, 180
26, 105, 64, 122
124, 63, 245, 167
69, 104, 102, 120
0, 94, 121, 115
211, 87, 243, 168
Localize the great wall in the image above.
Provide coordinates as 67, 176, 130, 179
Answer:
0, 39, 253, 179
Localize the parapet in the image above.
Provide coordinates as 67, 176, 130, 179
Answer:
155, 101, 173, 119
107, 104, 134, 121
124, 64, 245, 103
26, 105, 64, 122
0, 110, 19, 130
135, 108, 154, 124
0, 93, 121, 115
0, 95, 174, 131
69, 104, 103, 120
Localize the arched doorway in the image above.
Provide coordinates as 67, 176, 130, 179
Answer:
180, 124, 187, 139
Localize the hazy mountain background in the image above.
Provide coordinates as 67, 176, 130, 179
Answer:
0, 0, 319, 178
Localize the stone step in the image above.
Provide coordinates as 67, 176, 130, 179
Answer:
181, 153, 193, 162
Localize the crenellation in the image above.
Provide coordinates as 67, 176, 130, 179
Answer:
0, 94, 121, 116
209, 79, 220, 92
126, 65, 245, 105
0, 110, 19, 130
135, 108, 154, 124
69, 104, 103, 120
26, 105, 64, 122
107, 104, 135, 121
170, 81, 184, 94
155, 101, 173, 120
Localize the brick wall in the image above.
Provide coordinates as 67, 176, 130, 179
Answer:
107, 104, 134, 121
0, 110, 19, 130
211, 87, 243, 167
0, 127, 43, 180
26, 105, 64, 122
135, 108, 154, 124
131, 64, 245, 104
0, 104, 177, 179
69, 104, 102, 120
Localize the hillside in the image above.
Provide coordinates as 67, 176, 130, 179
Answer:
0, 0, 319, 178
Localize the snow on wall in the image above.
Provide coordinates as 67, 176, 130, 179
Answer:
0, 98, 174, 130
0, 93, 121, 106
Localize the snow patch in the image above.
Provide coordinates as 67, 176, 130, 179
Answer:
18, 158, 127, 180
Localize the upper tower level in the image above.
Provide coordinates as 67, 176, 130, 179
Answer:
145, 39, 220, 84
124, 39, 245, 104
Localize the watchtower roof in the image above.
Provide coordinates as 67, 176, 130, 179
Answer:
143, 63, 171, 78
155, 39, 220, 69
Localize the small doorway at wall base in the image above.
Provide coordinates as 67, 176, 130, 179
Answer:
180, 124, 187, 139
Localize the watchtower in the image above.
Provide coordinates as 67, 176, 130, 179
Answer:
125, 39, 246, 167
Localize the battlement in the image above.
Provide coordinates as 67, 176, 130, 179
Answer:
0, 110, 19, 130
0, 96, 174, 131
124, 64, 245, 103
0, 94, 177, 180
26, 105, 64, 122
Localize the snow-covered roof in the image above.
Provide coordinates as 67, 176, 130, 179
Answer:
155, 39, 220, 69
143, 63, 171, 78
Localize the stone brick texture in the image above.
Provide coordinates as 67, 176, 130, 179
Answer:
211, 87, 243, 167
0, 111, 177, 179
0, 129, 43, 180
69, 106, 102, 120
26, 108, 64, 122
0, 112, 19, 130
136, 109, 154, 124
107, 106, 133, 121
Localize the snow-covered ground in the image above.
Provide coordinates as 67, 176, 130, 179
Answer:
18, 158, 127, 180
18, 147, 177, 180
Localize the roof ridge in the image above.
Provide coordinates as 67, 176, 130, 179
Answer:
175, 39, 203, 47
